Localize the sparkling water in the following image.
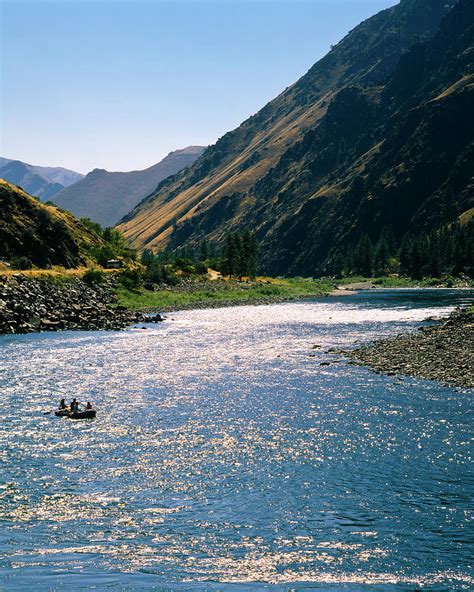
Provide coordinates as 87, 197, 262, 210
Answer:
1, 290, 473, 591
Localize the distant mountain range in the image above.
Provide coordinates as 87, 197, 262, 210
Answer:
0, 157, 84, 201
52, 146, 206, 227
119, 0, 473, 276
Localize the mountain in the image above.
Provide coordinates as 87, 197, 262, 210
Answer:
32, 164, 84, 188
119, 0, 473, 276
0, 158, 84, 201
0, 180, 101, 268
52, 146, 206, 228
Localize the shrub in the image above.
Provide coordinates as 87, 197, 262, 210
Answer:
83, 269, 106, 285
10, 256, 33, 270
118, 268, 143, 290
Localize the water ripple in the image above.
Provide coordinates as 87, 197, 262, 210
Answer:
1, 290, 473, 590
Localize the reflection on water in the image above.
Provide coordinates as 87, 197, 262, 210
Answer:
0, 290, 473, 591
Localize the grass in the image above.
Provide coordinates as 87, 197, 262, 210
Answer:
115, 277, 334, 310
0, 266, 117, 279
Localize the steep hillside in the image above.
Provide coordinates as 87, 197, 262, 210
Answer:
0, 180, 101, 268
0, 158, 83, 200
119, 0, 472, 275
53, 146, 205, 227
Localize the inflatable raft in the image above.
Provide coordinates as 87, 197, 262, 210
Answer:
54, 409, 96, 419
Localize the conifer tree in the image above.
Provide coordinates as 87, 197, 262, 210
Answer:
374, 236, 390, 276
399, 235, 412, 276
354, 234, 373, 276
199, 240, 209, 262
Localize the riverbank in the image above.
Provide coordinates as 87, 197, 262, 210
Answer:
0, 274, 162, 334
1, 270, 472, 335
115, 277, 334, 312
349, 307, 474, 387
0, 274, 332, 334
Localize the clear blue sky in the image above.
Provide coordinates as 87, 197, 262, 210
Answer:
1, 0, 397, 174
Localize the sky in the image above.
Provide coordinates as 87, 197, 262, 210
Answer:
0, 0, 397, 174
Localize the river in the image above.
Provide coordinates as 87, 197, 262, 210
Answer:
1, 289, 473, 591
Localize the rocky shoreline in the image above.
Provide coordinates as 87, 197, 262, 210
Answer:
0, 275, 163, 334
349, 307, 474, 387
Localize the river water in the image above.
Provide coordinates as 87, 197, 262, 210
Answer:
0, 289, 473, 591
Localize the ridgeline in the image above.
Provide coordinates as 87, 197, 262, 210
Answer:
119, 0, 474, 278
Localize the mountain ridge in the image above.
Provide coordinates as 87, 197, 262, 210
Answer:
0, 158, 84, 200
53, 146, 206, 227
118, 0, 472, 275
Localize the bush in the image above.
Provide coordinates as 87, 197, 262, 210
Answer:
172, 257, 196, 273
83, 269, 106, 285
10, 256, 33, 270
194, 261, 208, 275
118, 268, 143, 290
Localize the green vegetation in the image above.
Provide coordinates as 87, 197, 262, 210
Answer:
80, 218, 137, 266
9, 256, 33, 270
328, 223, 474, 281
0, 180, 100, 269
115, 277, 333, 311
165, 230, 258, 279
221, 230, 258, 278
83, 269, 107, 285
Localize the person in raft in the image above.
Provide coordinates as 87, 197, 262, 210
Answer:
59, 398, 67, 410
70, 398, 79, 413
86, 402, 93, 410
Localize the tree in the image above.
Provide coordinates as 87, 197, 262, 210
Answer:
199, 240, 209, 262
354, 234, 373, 276
374, 236, 390, 276
141, 249, 154, 268
222, 234, 238, 276
399, 234, 412, 276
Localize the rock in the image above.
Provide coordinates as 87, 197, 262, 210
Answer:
0, 274, 144, 335
346, 307, 474, 388
148, 313, 164, 323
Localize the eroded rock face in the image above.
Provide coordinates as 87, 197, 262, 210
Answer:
349, 307, 474, 387
0, 275, 162, 334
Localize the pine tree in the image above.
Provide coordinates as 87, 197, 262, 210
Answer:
247, 231, 258, 278
234, 233, 244, 277
354, 234, 373, 276
374, 237, 390, 276
399, 234, 412, 276
199, 240, 209, 262
428, 233, 441, 277
409, 238, 423, 279
222, 234, 238, 277
141, 249, 154, 268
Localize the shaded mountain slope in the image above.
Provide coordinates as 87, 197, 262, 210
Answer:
53, 146, 205, 227
119, 0, 472, 275
0, 158, 83, 200
0, 180, 101, 268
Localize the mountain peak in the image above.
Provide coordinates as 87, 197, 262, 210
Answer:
0, 157, 84, 200
53, 146, 206, 227
118, 0, 472, 276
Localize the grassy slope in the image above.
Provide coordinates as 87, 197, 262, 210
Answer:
0, 180, 101, 267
